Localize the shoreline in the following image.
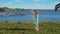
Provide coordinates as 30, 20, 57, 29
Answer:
0, 21, 60, 23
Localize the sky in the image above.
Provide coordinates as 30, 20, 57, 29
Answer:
0, 0, 60, 9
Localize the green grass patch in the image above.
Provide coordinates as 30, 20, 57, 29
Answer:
0, 22, 60, 34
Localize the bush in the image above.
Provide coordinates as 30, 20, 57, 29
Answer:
17, 21, 21, 24
5, 21, 8, 23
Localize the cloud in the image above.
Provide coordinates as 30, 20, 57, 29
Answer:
33, 3, 40, 9
2, 2, 12, 7
33, 0, 47, 2
56, 2, 60, 4
15, 0, 20, 2
5, 2, 11, 6
41, 0, 47, 1
8, 2, 12, 4
15, 0, 24, 2
33, 0, 40, 2
34, 3, 38, 6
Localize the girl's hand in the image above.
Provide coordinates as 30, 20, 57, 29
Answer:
29, 9, 35, 14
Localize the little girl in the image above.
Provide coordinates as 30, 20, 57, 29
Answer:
30, 10, 39, 31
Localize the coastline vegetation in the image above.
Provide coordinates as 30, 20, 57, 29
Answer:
0, 7, 45, 12
0, 21, 60, 34
0, 7, 26, 12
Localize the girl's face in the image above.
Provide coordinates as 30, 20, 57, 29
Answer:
35, 11, 38, 15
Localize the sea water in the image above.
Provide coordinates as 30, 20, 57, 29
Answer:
0, 10, 60, 22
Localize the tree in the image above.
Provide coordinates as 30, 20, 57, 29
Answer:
55, 3, 60, 12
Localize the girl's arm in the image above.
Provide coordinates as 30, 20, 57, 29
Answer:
30, 10, 35, 15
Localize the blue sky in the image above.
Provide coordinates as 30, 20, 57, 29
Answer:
0, 0, 59, 9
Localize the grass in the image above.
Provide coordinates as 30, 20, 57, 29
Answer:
0, 22, 60, 34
